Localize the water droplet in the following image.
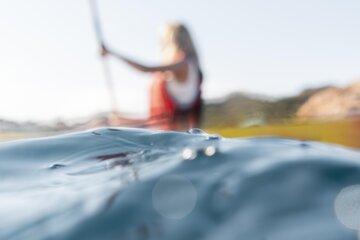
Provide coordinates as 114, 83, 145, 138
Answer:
49, 164, 66, 170
300, 141, 310, 148
187, 128, 206, 135
206, 135, 221, 141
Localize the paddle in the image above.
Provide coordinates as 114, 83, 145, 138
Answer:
88, 0, 118, 114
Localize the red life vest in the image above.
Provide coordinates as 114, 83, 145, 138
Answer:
149, 71, 203, 130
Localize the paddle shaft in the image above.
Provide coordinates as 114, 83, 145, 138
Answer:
88, 0, 118, 113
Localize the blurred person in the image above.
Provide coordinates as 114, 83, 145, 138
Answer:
101, 22, 203, 130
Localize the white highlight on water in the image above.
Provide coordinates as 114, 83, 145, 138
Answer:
204, 146, 216, 157
182, 148, 197, 160
334, 185, 360, 231
152, 175, 197, 219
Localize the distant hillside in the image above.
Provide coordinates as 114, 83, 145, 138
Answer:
1, 84, 350, 132
0, 119, 50, 132
202, 86, 329, 128
202, 93, 267, 128
297, 81, 360, 119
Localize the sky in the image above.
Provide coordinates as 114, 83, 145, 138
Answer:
0, 0, 359, 122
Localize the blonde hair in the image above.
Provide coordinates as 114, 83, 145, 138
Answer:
160, 22, 199, 64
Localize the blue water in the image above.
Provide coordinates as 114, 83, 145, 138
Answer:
0, 128, 360, 240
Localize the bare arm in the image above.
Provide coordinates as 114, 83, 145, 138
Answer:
103, 46, 187, 73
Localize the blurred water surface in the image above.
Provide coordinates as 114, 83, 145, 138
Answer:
0, 128, 359, 240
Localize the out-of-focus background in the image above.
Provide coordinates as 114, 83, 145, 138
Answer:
0, 0, 359, 147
